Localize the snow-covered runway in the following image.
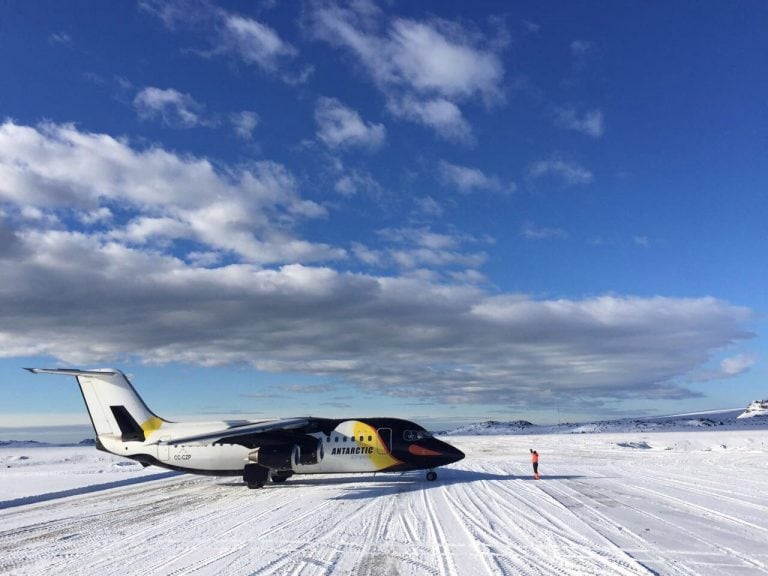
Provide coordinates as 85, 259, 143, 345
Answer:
2, 431, 767, 575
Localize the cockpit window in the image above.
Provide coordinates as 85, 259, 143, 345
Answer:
403, 430, 432, 441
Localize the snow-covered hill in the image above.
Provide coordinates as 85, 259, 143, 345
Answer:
738, 399, 768, 419
443, 420, 535, 435
443, 408, 768, 436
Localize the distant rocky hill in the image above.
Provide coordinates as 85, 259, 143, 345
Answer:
0, 440, 49, 448
0, 439, 95, 448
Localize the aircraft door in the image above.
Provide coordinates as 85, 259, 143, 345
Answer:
376, 428, 392, 455
159, 437, 170, 461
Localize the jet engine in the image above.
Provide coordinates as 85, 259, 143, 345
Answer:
253, 444, 299, 471
249, 436, 324, 471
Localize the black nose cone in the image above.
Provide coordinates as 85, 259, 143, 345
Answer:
404, 437, 465, 467
442, 441, 465, 465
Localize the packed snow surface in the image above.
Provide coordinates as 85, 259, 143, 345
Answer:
2, 427, 768, 575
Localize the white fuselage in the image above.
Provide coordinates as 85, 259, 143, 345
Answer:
101, 419, 398, 475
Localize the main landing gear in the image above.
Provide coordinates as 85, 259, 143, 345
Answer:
243, 464, 295, 488
270, 471, 294, 484
426, 470, 437, 482
244, 463, 270, 489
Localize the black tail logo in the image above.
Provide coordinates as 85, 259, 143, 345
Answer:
110, 405, 145, 442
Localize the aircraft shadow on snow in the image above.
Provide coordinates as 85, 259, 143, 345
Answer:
217, 468, 587, 499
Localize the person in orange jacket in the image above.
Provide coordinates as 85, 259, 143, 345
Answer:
530, 449, 540, 479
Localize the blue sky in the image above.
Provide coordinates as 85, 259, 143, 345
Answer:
1, 1, 766, 436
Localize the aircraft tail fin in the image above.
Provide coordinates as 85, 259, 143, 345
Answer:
25, 368, 166, 441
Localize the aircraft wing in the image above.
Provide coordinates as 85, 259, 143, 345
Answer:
152, 417, 311, 446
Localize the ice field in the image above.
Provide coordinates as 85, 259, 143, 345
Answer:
2, 427, 768, 575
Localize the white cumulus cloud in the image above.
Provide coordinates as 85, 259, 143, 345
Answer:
439, 160, 504, 193
554, 107, 604, 138
141, 0, 300, 79
315, 97, 386, 149
134, 87, 207, 128
720, 354, 756, 376
521, 222, 568, 240
309, 1, 505, 141
528, 158, 593, 186
221, 13, 297, 71
230, 110, 260, 140
0, 120, 339, 265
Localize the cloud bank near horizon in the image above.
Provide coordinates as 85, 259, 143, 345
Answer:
0, 120, 755, 411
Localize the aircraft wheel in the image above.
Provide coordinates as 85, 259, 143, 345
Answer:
426, 471, 437, 482
244, 463, 270, 488
271, 471, 293, 484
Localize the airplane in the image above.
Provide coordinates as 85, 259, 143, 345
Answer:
26, 368, 465, 488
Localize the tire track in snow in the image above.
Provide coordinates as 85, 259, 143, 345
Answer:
448, 465, 651, 575
627, 482, 768, 572
166, 543, 250, 576
510, 480, 661, 575
548, 476, 768, 574
243, 482, 398, 575
0, 471, 181, 510
348, 489, 436, 576
517, 476, 687, 575
452, 483, 556, 573
264, 493, 386, 576
539, 477, 746, 575
0, 476, 319, 576
479, 455, 764, 574
390, 490, 443, 576
56, 479, 248, 574
0, 476, 194, 575
141, 484, 338, 575
444, 462, 558, 574
421, 486, 457, 576
247, 504, 363, 574
298, 483, 458, 576
638, 467, 767, 506
350, 486, 398, 575
629, 469, 768, 518
438, 482, 497, 576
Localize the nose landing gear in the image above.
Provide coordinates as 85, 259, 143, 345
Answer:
426, 470, 437, 482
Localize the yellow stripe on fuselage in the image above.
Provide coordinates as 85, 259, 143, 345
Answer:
141, 416, 163, 439
351, 421, 401, 470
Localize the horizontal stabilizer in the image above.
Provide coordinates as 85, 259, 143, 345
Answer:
25, 368, 117, 377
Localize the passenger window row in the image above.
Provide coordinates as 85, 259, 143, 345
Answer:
325, 435, 373, 443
